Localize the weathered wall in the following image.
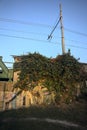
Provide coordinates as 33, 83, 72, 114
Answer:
0, 82, 13, 110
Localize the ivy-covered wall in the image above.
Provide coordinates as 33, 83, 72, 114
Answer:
13, 52, 86, 104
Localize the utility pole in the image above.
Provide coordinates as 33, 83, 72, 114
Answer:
48, 4, 65, 54
60, 4, 65, 54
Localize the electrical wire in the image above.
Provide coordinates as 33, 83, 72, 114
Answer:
0, 33, 59, 45
0, 33, 87, 50
0, 18, 52, 28
65, 27, 87, 37
0, 27, 87, 46
0, 27, 48, 36
0, 17, 87, 50
66, 44, 87, 50
0, 27, 61, 39
0, 18, 87, 37
65, 38, 87, 45
4, 62, 13, 64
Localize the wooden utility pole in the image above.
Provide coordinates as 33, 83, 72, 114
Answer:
48, 4, 65, 54
60, 4, 65, 54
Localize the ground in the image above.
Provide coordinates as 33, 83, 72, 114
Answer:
0, 100, 87, 130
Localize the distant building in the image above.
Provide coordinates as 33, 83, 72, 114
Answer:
0, 56, 13, 110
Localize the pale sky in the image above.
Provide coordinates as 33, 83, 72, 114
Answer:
0, 0, 87, 68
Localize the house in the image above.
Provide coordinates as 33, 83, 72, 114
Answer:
0, 55, 87, 110
11, 55, 54, 108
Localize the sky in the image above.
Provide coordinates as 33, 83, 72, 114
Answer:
0, 0, 87, 68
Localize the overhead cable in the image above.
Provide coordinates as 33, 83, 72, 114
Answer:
0, 33, 87, 50
65, 27, 87, 37
0, 17, 51, 28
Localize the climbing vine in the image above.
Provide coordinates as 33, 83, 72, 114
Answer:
14, 52, 83, 103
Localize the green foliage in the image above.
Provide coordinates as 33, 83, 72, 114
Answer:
14, 52, 50, 90
14, 52, 83, 103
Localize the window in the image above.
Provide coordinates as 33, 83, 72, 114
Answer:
23, 96, 26, 106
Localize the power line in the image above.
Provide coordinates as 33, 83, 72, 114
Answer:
65, 27, 87, 37
0, 33, 58, 45
0, 33, 87, 50
0, 27, 48, 36
4, 62, 13, 64
66, 44, 87, 50
65, 38, 87, 45
0, 18, 52, 28
1, 22, 87, 46
1, 27, 87, 46
0, 18, 87, 38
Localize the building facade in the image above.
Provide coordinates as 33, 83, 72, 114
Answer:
0, 55, 87, 111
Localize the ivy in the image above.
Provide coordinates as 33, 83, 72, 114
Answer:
14, 52, 83, 103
